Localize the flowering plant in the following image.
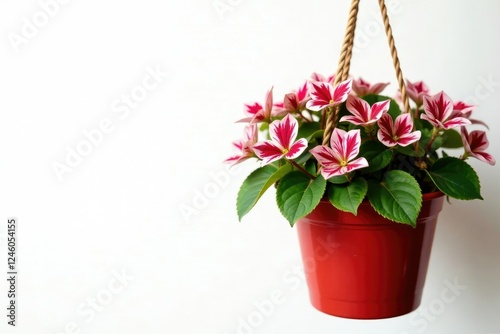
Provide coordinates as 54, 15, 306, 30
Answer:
226, 74, 495, 227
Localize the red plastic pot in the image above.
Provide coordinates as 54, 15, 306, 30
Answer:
296, 192, 445, 319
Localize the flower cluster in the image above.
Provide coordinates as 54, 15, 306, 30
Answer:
226, 73, 495, 226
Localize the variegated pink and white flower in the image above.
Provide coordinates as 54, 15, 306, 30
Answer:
225, 124, 258, 166
306, 79, 352, 111
274, 81, 310, 115
340, 95, 390, 126
310, 128, 368, 179
238, 87, 275, 123
406, 80, 431, 106
453, 101, 475, 117
421, 91, 471, 130
352, 77, 390, 96
252, 114, 308, 165
377, 113, 421, 147
454, 101, 489, 128
461, 127, 496, 165
311, 72, 335, 84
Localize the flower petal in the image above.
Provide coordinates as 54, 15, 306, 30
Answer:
377, 114, 397, 147
320, 165, 344, 179
394, 113, 414, 138
306, 99, 329, 111
369, 82, 390, 95
472, 151, 496, 166
332, 79, 353, 104
329, 128, 347, 161
397, 131, 421, 147
297, 81, 309, 101
283, 92, 299, 112
252, 141, 284, 165
468, 129, 490, 152
344, 157, 369, 173
264, 87, 273, 118
320, 157, 368, 178
286, 138, 308, 160
310, 145, 341, 167
441, 117, 471, 129
343, 129, 362, 162
244, 102, 263, 116
370, 99, 391, 121
454, 101, 475, 117
307, 81, 334, 111
269, 114, 298, 150
345, 95, 371, 123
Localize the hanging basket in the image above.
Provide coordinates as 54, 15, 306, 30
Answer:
296, 0, 440, 319
228, 0, 492, 322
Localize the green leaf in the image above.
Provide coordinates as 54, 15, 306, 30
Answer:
426, 157, 482, 200
359, 140, 392, 173
276, 172, 327, 226
396, 144, 425, 157
367, 170, 422, 227
237, 164, 292, 220
327, 174, 350, 184
328, 177, 368, 215
441, 129, 463, 148
297, 122, 321, 140
305, 159, 317, 175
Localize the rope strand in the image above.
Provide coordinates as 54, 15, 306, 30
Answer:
323, 0, 360, 146
378, 0, 410, 114
322, 0, 410, 147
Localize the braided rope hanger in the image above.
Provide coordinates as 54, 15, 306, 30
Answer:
322, 0, 411, 147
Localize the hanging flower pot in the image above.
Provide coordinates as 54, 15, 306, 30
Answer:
296, 192, 444, 319
226, 0, 495, 320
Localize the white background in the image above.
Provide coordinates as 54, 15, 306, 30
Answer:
1, 0, 499, 333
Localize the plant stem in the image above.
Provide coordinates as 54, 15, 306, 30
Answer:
287, 159, 315, 179
422, 127, 439, 160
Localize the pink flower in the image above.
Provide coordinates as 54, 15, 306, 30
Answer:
306, 79, 352, 111
225, 124, 258, 166
377, 113, 421, 147
454, 101, 489, 129
406, 80, 431, 106
238, 87, 275, 123
421, 91, 471, 130
461, 127, 496, 165
311, 72, 335, 84
352, 77, 390, 96
274, 82, 310, 114
252, 114, 308, 165
454, 101, 475, 118
310, 129, 368, 179
340, 95, 390, 126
